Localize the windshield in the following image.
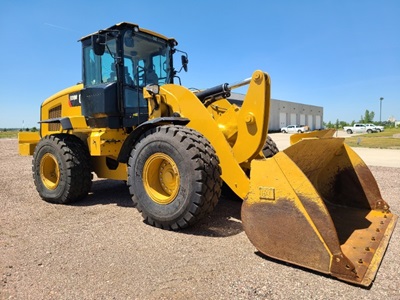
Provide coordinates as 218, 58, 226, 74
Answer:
123, 30, 172, 86
82, 30, 172, 87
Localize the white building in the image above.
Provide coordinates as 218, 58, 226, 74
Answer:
228, 93, 324, 131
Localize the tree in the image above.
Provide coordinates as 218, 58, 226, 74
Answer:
323, 121, 334, 128
360, 110, 375, 123
324, 120, 351, 128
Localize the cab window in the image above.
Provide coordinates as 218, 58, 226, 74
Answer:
83, 38, 117, 86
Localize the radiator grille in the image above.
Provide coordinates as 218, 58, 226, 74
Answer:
48, 105, 61, 131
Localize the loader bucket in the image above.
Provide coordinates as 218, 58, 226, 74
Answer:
242, 137, 397, 286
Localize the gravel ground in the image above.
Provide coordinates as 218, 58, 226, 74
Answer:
1, 138, 399, 300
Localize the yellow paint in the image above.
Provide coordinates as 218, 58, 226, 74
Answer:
18, 132, 40, 155
244, 153, 337, 272
158, 71, 271, 198
209, 103, 239, 145
143, 153, 180, 205
69, 116, 89, 129
88, 129, 127, 158
91, 156, 127, 180
40, 153, 60, 190
233, 70, 270, 164
40, 84, 85, 137
160, 83, 250, 198
244, 136, 398, 285
290, 129, 336, 145
361, 213, 398, 286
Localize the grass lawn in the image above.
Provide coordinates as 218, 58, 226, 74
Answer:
0, 130, 19, 139
344, 128, 400, 149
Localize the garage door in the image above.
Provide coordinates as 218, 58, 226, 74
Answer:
316, 115, 321, 129
290, 113, 296, 125
307, 115, 313, 130
300, 114, 305, 125
279, 112, 286, 128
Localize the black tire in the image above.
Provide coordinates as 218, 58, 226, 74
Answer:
32, 134, 92, 204
282, 130, 287, 133
262, 135, 279, 158
367, 129, 372, 134
127, 125, 222, 230
346, 129, 353, 134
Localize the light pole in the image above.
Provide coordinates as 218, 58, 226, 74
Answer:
379, 97, 384, 124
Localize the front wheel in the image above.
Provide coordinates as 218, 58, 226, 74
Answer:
32, 134, 92, 204
127, 125, 222, 230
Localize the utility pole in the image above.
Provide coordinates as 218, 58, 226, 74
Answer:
379, 97, 384, 124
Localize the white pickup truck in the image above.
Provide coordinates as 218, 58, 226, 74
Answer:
281, 125, 309, 133
343, 123, 377, 134
365, 123, 384, 132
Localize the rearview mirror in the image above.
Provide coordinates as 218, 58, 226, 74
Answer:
91, 34, 106, 56
181, 55, 188, 72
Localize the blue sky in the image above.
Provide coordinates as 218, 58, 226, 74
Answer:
1, 0, 399, 128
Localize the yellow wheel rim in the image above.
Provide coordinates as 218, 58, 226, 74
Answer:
143, 153, 180, 205
40, 153, 60, 190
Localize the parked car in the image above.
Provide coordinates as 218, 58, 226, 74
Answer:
365, 123, 384, 132
343, 123, 377, 134
281, 125, 308, 133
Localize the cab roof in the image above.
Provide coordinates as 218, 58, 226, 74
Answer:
79, 22, 177, 45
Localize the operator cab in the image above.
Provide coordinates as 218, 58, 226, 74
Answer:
79, 22, 183, 129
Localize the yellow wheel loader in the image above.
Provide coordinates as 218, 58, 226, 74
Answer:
18, 22, 397, 286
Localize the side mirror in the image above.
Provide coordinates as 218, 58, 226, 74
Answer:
91, 34, 106, 56
124, 30, 134, 47
181, 55, 188, 72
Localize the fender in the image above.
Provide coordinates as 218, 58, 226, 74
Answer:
39, 117, 73, 130
39, 116, 88, 132
117, 117, 190, 163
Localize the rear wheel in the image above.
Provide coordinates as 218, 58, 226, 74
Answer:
127, 125, 222, 230
367, 129, 372, 133
346, 129, 353, 134
262, 135, 279, 158
32, 134, 92, 204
